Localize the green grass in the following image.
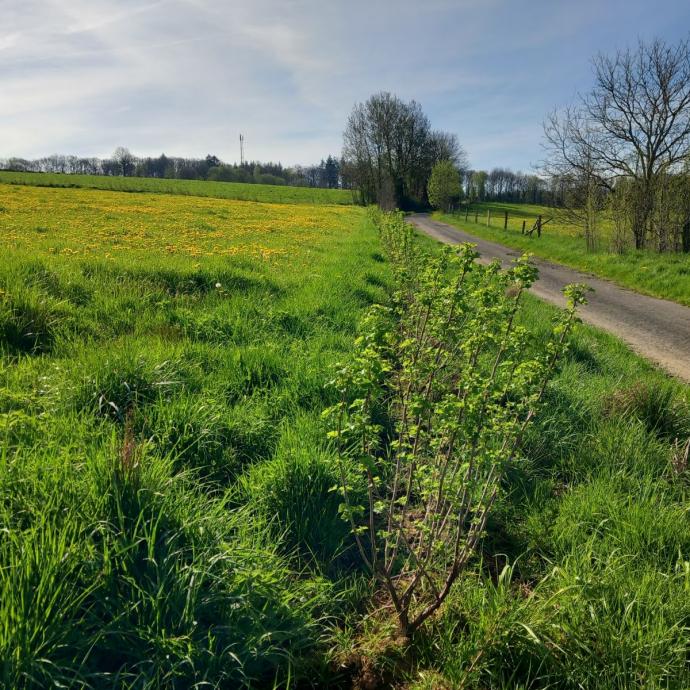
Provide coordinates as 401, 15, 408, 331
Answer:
0, 170, 355, 205
436, 202, 690, 306
0, 186, 385, 687
3, 181, 690, 688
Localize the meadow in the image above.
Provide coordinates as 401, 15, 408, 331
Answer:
0, 182, 387, 687
2, 180, 690, 689
0, 170, 355, 206
436, 202, 690, 306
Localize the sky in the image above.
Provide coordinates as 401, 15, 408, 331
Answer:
2, 0, 690, 171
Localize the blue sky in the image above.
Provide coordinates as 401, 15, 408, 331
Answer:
2, 0, 689, 171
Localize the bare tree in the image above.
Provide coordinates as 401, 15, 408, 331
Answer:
426, 131, 467, 172
589, 38, 690, 247
543, 108, 609, 251
543, 37, 690, 250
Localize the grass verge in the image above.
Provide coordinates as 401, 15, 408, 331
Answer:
332, 223, 690, 689
436, 202, 690, 306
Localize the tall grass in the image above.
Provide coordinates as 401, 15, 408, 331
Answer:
3, 181, 690, 687
0, 189, 385, 687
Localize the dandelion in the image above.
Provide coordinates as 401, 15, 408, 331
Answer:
0, 182, 362, 270
215, 282, 222, 289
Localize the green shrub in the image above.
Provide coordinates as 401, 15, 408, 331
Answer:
427, 160, 462, 212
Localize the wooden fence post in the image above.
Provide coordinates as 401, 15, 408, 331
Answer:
465, 207, 469, 222
474, 211, 478, 223
521, 220, 526, 234
537, 215, 542, 238
504, 210, 508, 230
487, 209, 491, 226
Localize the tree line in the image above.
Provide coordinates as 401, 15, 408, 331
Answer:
0, 149, 346, 190
461, 168, 555, 205
341, 92, 560, 210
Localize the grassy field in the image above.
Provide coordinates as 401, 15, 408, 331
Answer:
436, 202, 690, 306
0, 183, 387, 687
0, 170, 355, 205
0, 183, 355, 261
2, 180, 690, 688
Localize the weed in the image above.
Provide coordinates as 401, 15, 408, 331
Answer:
604, 381, 690, 439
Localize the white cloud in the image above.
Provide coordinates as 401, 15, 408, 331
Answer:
1, 0, 687, 168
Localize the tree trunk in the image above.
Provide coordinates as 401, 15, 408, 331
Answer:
682, 218, 690, 253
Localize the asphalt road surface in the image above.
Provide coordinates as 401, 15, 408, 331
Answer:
407, 213, 690, 382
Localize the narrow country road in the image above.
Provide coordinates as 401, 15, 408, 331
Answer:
408, 213, 690, 382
